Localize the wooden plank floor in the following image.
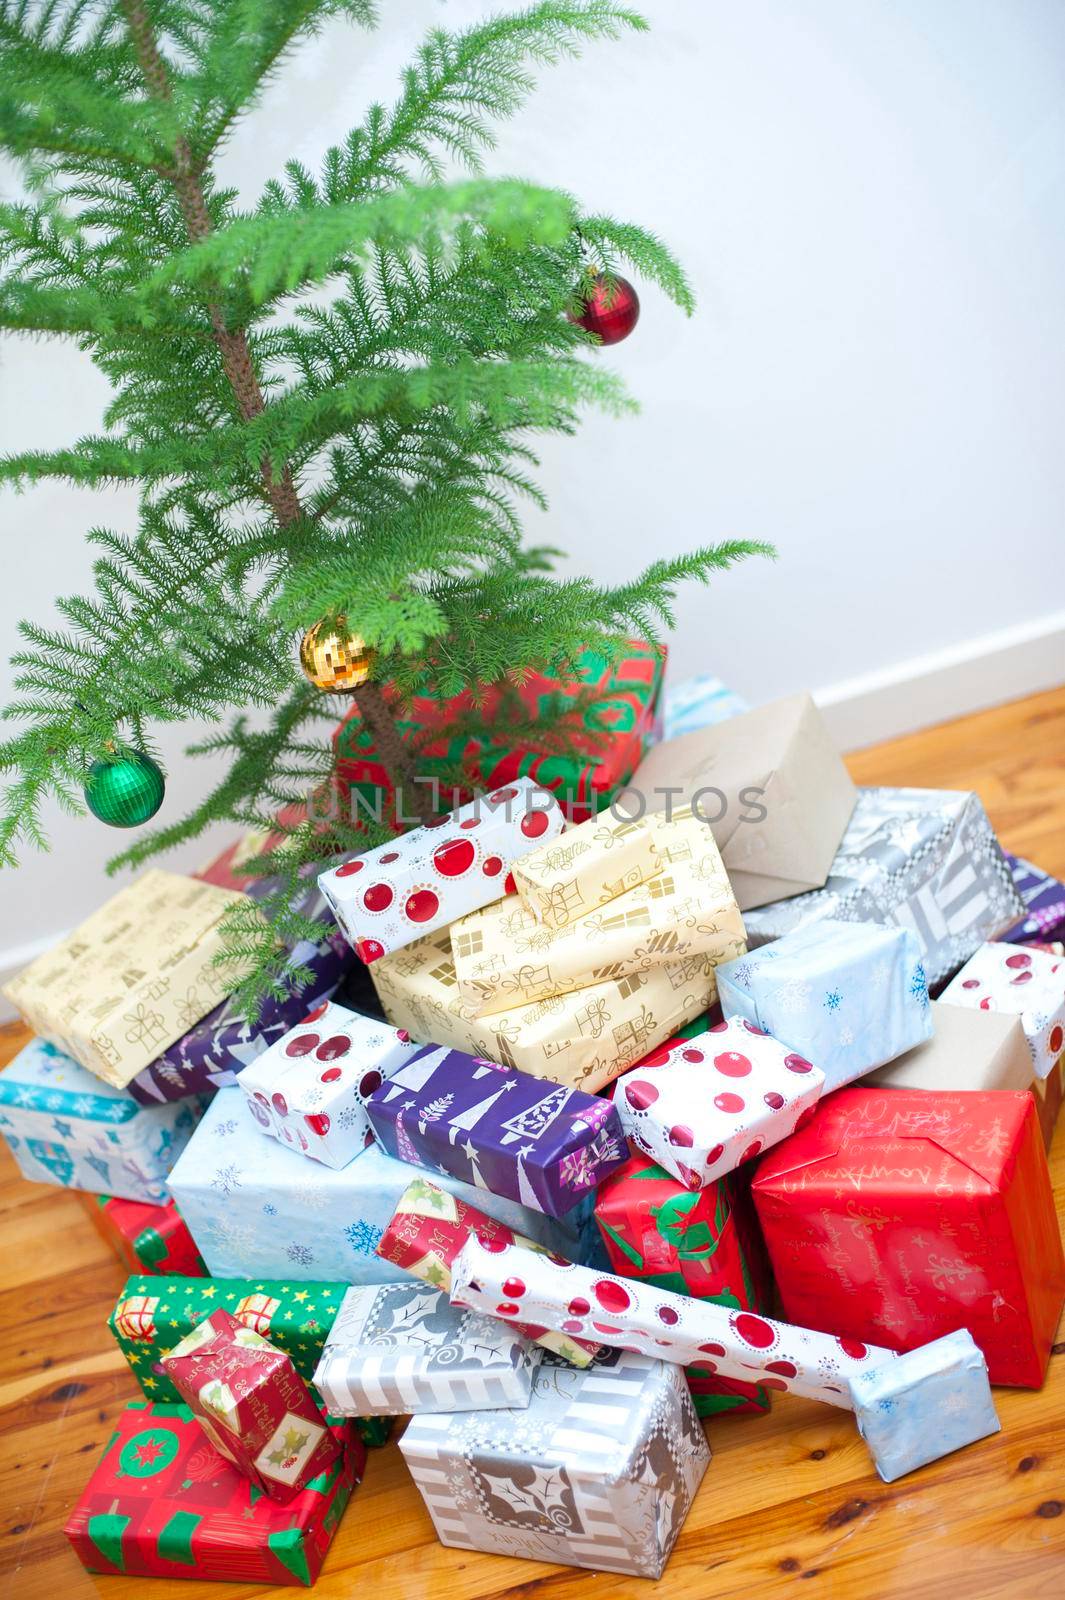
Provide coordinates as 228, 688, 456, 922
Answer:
3, 684, 1065, 1598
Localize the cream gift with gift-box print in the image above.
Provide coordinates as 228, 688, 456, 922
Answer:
399, 1348, 710, 1580
238, 999, 420, 1169
2, 869, 267, 1089
451, 806, 746, 1017
318, 777, 565, 964
939, 942, 1065, 1079
511, 810, 661, 929
0, 1036, 199, 1204
371, 925, 715, 1093
313, 1281, 543, 1416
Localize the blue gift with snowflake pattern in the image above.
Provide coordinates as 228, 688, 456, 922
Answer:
0, 1037, 199, 1203
716, 920, 932, 1091
849, 1329, 1000, 1482
168, 1087, 601, 1284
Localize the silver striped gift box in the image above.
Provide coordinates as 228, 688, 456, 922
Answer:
312, 1281, 541, 1416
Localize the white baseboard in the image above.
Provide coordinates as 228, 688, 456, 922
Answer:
1, 613, 1061, 1023
814, 609, 1065, 752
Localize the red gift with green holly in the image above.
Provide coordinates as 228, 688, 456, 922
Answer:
594, 1148, 770, 1417
79, 1192, 207, 1277
64, 1399, 363, 1586
333, 639, 665, 825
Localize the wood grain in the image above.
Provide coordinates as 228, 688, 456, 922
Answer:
3, 685, 1065, 1597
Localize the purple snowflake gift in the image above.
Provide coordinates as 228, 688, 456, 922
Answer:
1003, 854, 1065, 945
364, 1044, 629, 1218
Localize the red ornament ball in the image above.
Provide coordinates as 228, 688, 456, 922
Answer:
571, 274, 640, 345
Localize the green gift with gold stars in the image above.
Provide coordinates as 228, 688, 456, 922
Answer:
109, 1275, 391, 1448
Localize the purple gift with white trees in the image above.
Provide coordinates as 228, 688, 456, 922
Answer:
364, 1044, 629, 1219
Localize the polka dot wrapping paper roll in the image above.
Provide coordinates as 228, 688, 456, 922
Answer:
449, 1234, 897, 1409
318, 777, 565, 964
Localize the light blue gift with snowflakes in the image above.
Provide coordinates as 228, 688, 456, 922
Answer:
168, 1086, 602, 1284
715, 919, 932, 1091
663, 673, 748, 740
849, 1329, 1000, 1483
0, 1037, 200, 1203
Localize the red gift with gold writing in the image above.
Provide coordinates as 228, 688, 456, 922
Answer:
160, 1308, 341, 1501
752, 1088, 1065, 1387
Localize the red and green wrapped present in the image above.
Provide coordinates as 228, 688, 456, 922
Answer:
334, 639, 666, 824
64, 1399, 362, 1585
79, 1192, 207, 1277
160, 1308, 341, 1501
594, 1148, 770, 1417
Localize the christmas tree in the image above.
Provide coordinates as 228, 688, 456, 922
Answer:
0, 1, 769, 1012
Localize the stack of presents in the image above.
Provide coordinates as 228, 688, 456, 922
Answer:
3, 646, 1065, 1584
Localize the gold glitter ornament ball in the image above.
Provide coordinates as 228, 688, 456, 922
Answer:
299, 618, 376, 692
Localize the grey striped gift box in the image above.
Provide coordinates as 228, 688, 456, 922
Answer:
400, 1349, 711, 1580
312, 1282, 541, 1416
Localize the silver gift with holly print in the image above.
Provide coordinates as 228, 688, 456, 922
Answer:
743, 787, 1024, 986
313, 1281, 542, 1416
399, 1347, 710, 1579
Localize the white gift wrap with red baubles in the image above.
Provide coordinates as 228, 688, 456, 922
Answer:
238, 999, 421, 1169
318, 777, 566, 963
450, 1235, 896, 1409
940, 942, 1065, 1080
612, 1017, 826, 1190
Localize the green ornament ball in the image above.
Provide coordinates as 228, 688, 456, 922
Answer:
84, 750, 166, 828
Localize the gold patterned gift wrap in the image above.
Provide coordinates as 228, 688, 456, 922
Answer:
511, 810, 661, 928
3, 870, 270, 1089
370, 926, 714, 1093
452, 808, 747, 1016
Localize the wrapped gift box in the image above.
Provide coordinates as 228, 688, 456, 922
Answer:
334, 639, 666, 826
743, 787, 1024, 987
866, 1001, 1062, 1149
752, 1088, 1065, 1386
663, 674, 748, 740
128, 878, 351, 1107
512, 810, 661, 928
850, 1329, 1000, 1484
614, 1018, 825, 1190
366, 1044, 628, 1218
0, 1037, 198, 1202
314, 1282, 542, 1415
400, 1348, 709, 1580
717, 920, 931, 1091
80, 1194, 206, 1276
110, 1274, 346, 1407
940, 942, 1065, 1079
65, 1399, 362, 1586
239, 999, 419, 1168
371, 926, 715, 1093
594, 1149, 769, 1417
3, 870, 269, 1088
318, 778, 565, 964
377, 1177, 599, 1366
452, 808, 746, 1016
452, 1235, 897, 1408
160, 1308, 340, 1501
1003, 854, 1065, 945
624, 693, 857, 911
168, 1087, 593, 1283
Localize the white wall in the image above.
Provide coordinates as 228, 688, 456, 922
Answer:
2, 0, 1064, 969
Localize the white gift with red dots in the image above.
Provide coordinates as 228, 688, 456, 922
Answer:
612, 1016, 826, 1190
318, 777, 566, 963
450, 1235, 896, 1409
940, 941, 1065, 1080
238, 999, 421, 1169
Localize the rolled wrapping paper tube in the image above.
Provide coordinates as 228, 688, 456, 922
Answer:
376, 1178, 600, 1368
450, 1234, 897, 1410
